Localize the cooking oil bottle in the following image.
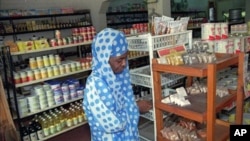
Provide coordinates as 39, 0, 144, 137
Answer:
41, 117, 50, 137
65, 110, 73, 127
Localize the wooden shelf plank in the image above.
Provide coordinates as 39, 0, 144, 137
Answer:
156, 120, 229, 141
155, 91, 237, 123
152, 53, 239, 78
153, 52, 244, 141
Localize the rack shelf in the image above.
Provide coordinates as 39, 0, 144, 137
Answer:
152, 53, 245, 141
10, 41, 92, 55
0, 10, 92, 36
0, 10, 90, 20
15, 69, 91, 88
0, 10, 94, 141
42, 121, 88, 141
127, 31, 193, 141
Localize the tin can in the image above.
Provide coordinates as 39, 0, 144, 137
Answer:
73, 36, 78, 44
36, 56, 44, 68
55, 30, 61, 39
50, 39, 57, 47
49, 54, 55, 66
72, 28, 79, 36
34, 69, 41, 80
47, 67, 54, 77
14, 73, 21, 84
20, 71, 27, 83
53, 66, 59, 76
29, 58, 37, 70
26, 70, 34, 81
55, 55, 61, 65
43, 55, 50, 67
41, 68, 48, 79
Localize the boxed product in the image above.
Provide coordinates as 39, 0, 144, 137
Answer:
36, 9, 49, 15
34, 38, 50, 49
8, 9, 22, 17
61, 8, 74, 14
49, 8, 61, 15
16, 40, 35, 52
0, 10, 9, 17
26, 9, 37, 16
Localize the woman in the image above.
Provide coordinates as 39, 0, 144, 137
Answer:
83, 28, 152, 141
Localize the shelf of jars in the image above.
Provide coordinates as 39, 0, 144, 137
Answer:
14, 67, 91, 88
10, 41, 93, 56
16, 96, 84, 119
0, 9, 92, 36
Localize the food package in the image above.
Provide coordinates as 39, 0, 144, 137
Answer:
34, 39, 50, 49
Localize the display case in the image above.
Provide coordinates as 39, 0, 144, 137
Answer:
152, 53, 245, 141
127, 30, 193, 141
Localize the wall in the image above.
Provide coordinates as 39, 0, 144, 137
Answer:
216, 0, 245, 21
171, 0, 207, 11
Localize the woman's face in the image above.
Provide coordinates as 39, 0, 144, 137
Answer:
109, 52, 128, 74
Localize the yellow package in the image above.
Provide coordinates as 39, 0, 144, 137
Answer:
16, 41, 25, 52
34, 39, 50, 49
23, 40, 35, 51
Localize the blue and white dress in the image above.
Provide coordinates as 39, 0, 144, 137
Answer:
83, 28, 140, 141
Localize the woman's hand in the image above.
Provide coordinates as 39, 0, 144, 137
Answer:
136, 100, 153, 114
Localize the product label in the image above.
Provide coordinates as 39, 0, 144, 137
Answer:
60, 119, 66, 128
56, 123, 62, 132
66, 119, 73, 127
73, 117, 78, 125
78, 115, 83, 123
43, 128, 50, 137
50, 125, 56, 134
37, 130, 44, 140
22, 135, 31, 141
29, 133, 38, 141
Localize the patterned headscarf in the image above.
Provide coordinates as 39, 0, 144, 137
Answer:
83, 28, 139, 141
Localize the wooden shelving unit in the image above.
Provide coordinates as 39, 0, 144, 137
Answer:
152, 53, 245, 141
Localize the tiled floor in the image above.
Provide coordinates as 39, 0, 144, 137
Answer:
47, 124, 91, 141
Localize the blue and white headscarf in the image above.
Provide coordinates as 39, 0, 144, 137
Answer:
83, 28, 140, 141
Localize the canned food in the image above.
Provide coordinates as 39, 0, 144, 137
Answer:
50, 39, 57, 47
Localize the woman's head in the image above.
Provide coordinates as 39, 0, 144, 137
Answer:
91, 28, 129, 74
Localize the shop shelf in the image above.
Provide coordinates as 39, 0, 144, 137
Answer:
130, 65, 185, 88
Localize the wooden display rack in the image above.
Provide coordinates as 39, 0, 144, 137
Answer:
152, 53, 245, 141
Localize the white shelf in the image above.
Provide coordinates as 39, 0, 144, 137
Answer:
139, 121, 155, 141
130, 65, 186, 88
11, 41, 92, 56
20, 97, 83, 118
127, 31, 193, 141
15, 69, 91, 88
128, 54, 149, 60
41, 121, 88, 141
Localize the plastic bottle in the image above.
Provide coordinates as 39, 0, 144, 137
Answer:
28, 121, 38, 141
20, 123, 31, 141
41, 117, 50, 137
65, 110, 73, 127
34, 118, 44, 140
